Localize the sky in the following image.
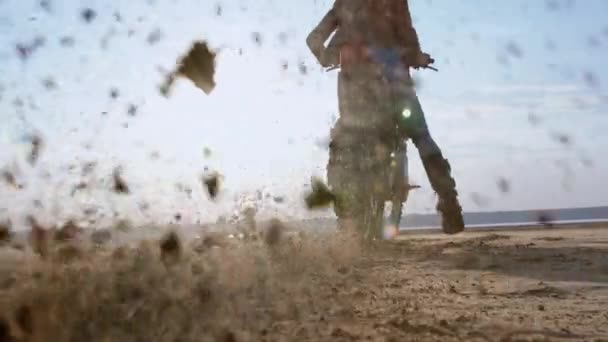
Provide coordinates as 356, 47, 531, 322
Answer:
0, 0, 607, 228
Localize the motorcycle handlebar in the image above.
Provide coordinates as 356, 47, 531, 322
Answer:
325, 63, 438, 72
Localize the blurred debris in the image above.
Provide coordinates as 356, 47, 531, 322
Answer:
149, 151, 160, 160
14, 305, 33, 336
138, 202, 150, 212
16, 36, 45, 61
505, 41, 523, 58
91, 229, 112, 245
0, 316, 10, 341
33, 199, 43, 209
82, 207, 97, 217
55, 244, 84, 263
1, 169, 19, 189
305, 177, 336, 209
111, 246, 128, 260
114, 219, 132, 233
216, 329, 237, 342
580, 157, 594, 168
127, 104, 138, 116
82, 161, 97, 175
42, 77, 57, 90
264, 218, 285, 246
160, 41, 217, 97
551, 132, 572, 146
251, 32, 263, 46
40, 0, 52, 12
241, 206, 257, 234
536, 212, 555, 227
100, 28, 117, 50
527, 112, 541, 125
13, 97, 24, 108
109, 87, 120, 99
203, 147, 212, 158
112, 167, 130, 194
55, 220, 83, 242
147, 28, 162, 45
80, 8, 96, 23
470, 192, 491, 208
497, 177, 510, 194
0, 220, 12, 245
193, 232, 227, 253
59, 36, 75, 47
583, 71, 599, 88
27, 216, 49, 258
160, 231, 182, 264
314, 136, 331, 150
278, 32, 288, 45
587, 35, 601, 48
202, 172, 221, 200
27, 134, 43, 166
280, 60, 289, 71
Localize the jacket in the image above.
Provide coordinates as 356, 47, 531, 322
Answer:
306, 0, 422, 67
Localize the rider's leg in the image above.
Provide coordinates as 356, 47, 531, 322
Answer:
398, 95, 465, 234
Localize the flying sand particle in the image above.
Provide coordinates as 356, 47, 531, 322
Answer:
160, 41, 217, 97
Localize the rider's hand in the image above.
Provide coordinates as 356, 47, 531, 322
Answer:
319, 56, 331, 68
412, 51, 433, 68
319, 49, 335, 68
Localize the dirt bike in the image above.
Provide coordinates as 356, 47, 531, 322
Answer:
325, 51, 436, 239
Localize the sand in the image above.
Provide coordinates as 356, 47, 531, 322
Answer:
1, 223, 607, 341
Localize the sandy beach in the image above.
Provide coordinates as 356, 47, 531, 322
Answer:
1, 223, 607, 341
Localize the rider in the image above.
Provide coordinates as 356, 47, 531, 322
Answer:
306, 0, 465, 236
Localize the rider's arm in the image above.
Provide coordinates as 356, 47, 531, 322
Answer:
306, 5, 339, 67
394, 0, 422, 53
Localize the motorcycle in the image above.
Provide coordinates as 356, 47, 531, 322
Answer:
324, 50, 436, 239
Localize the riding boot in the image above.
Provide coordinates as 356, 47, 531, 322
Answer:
419, 153, 465, 234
